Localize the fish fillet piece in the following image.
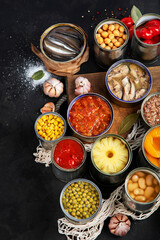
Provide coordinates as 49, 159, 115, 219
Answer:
108, 65, 129, 81
135, 89, 147, 100
108, 80, 123, 99
122, 77, 135, 101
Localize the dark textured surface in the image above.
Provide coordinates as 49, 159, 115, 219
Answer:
0, 1, 160, 240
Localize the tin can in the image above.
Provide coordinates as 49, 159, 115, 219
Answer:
123, 167, 160, 213
105, 59, 152, 107
40, 23, 87, 63
90, 134, 132, 186
94, 19, 129, 68
137, 125, 160, 176
131, 13, 160, 63
51, 137, 86, 182
60, 178, 102, 224
34, 112, 67, 150
67, 93, 114, 143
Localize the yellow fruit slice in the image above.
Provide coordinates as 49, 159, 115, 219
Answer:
92, 136, 128, 174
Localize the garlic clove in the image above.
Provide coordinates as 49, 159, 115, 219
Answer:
40, 102, 55, 113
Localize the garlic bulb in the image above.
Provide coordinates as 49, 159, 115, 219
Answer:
43, 78, 64, 98
108, 214, 131, 237
75, 77, 91, 95
40, 102, 55, 114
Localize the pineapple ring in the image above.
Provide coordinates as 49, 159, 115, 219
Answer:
92, 137, 129, 174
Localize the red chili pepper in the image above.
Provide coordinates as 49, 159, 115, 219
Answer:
142, 39, 156, 44
121, 17, 133, 28
145, 19, 160, 27
147, 25, 160, 37
140, 27, 153, 40
152, 35, 160, 43
129, 25, 134, 39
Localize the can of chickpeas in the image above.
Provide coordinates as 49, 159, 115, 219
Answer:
94, 19, 129, 68
123, 167, 160, 213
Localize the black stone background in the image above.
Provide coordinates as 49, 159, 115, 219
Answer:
0, 0, 160, 240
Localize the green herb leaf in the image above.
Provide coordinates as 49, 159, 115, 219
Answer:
118, 112, 140, 135
31, 70, 44, 80
131, 5, 142, 24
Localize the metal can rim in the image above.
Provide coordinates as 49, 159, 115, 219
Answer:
91, 133, 132, 176
34, 112, 67, 143
124, 167, 160, 205
67, 92, 114, 140
105, 59, 152, 104
40, 23, 87, 63
60, 178, 102, 223
51, 136, 87, 172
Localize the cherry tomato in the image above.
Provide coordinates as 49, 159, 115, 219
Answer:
140, 28, 153, 40
142, 39, 156, 44
129, 25, 134, 39
121, 17, 133, 28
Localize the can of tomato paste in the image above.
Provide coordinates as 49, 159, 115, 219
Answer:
131, 13, 160, 63
51, 136, 87, 182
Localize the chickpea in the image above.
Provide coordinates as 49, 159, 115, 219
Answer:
97, 37, 103, 44
144, 187, 155, 199
104, 38, 111, 44
98, 28, 103, 34
122, 34, 127, 40
113, 29, 120, 37
102, 24, 108, 31
105, 46, 111, 50
109, 24, 115, 31
118, 38, 124, 44
132, 174, 139, 183
114, 41, 121, 47
112, 46, 117, 49
138, 178, 146, 189
107, 30, 112, 34
119, 26, 125, 33
101, 31, 108, 38
100, 42, 106, 48
111, 38, 117, 43
114, 23, 120, 30
108, 42, 113, 48
108, 33, 114, 40
96, 33, 101, 39
119, 32, 123, 37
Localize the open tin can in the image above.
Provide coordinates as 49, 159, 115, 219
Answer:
123, 167, 160, 213
94, 19, 129, 68
51, 136, 86, 182
131, 13, 160, 63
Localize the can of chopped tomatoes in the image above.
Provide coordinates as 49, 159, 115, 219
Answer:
131, 13, 160, 63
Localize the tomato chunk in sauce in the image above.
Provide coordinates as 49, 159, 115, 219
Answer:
69, 96, 112, 137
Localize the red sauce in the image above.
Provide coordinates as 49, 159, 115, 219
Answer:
54, 139, 84, 169
69, 96, 112, 137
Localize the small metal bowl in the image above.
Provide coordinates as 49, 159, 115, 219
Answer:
123, 167, 160, 213
51, 136, 87, 182
105, 59, 152, 107
141, 92, 160, 128
40, 23, 87, 63
90, 134, 132, 186
67, 93, 114, 143
60, 178, 102, 224
34, 112, 67, 150
138, 125, 160, 176
94, 19, 129, 68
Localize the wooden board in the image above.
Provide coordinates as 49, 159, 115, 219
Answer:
67, 66, 160, 136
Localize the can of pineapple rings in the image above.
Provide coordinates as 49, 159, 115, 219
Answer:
137, 125, 160, 177
90, 134, 132, 186
131, 13, 160, 63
